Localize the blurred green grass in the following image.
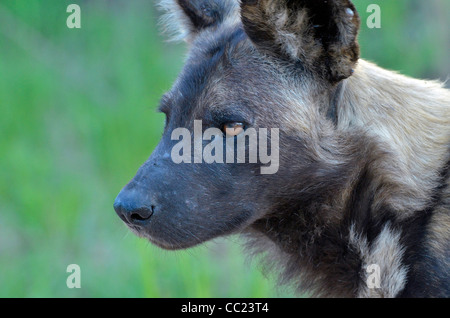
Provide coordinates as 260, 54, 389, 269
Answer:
0, 0, 448, 298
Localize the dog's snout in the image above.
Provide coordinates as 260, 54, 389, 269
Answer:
114, 189, 154, 226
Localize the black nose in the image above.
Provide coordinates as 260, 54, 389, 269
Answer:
114, 189, 154, 226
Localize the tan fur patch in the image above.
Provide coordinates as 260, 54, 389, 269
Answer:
350, 223, 408, 298
339, 60, 450, 215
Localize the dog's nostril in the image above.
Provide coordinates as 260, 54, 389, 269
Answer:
114, 190, 155, 225
130, 207, 154, 222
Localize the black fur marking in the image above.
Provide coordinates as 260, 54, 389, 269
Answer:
327, 81, 345, 125
286, 0, 340, 45
398, 158, 450, 297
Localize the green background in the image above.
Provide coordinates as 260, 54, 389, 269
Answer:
0, 0, 448, 297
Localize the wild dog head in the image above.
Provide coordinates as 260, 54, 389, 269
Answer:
114, 0, 361, 250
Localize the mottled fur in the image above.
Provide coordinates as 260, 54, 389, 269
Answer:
115, 0, 450, 297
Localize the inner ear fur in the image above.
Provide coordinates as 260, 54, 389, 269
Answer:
240, 0, 361, 83
160, 0, 234, 41
176, 0, 223, 30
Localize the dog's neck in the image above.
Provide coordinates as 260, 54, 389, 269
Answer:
248, 69, 450, 295
248, 135, 409, 297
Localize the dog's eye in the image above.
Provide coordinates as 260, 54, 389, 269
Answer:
222, 122, 245, 137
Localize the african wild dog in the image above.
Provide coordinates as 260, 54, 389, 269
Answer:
114, 0, 450, 297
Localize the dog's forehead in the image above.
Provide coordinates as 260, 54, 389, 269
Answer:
166, 26, 251, 118
192, 25, 248, 56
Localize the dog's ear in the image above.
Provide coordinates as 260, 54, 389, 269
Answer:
159, 0, 237, 42
240, 0, 360, 83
